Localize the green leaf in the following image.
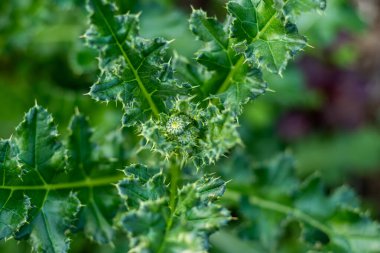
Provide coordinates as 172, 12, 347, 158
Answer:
189, 8, 269, 115
227, 0, 307, 75
118, 168, 230, 253
188, 0, 325, 113
189, 9, 231, 73
27, 192, 80, 253
0, 105, 79, 253
218, 67, 268, 116
85, 0, 185, 126
0, 105, 124, 252
0, 140, 30, 240
15, 105, 64, 185
67, 111, 95, 175
117, 164, 167, 209
67, 112, 122, 244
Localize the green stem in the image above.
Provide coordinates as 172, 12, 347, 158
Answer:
224, 190, 380, 241
225, 190, 332, 236
169, 163, 180, 211
157, 162, 181, 253
216, 57, 245, 94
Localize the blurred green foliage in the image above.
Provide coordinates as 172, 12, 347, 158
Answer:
0, 0, 379, 252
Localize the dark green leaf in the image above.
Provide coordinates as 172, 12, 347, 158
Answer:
0, 106, 124, 252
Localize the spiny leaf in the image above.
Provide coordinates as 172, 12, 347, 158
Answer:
0, 105, 79, 253
189, 9, 231, 73
15, 105, 64, 185
227, 0, 307, 75
117, 168, 230, 253
0, 139, 30, 239
117, 164, 167, 209
196, 176, 227, 202
28, 192, 80, 253
217, 67, 268, 116
0, 106, 124, 252
188, 8, 269, 115
85, 0, 185, 126
188, 0, 325, 114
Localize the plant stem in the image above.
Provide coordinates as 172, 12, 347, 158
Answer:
224, 189, 380, 241
157, 161, 181, 253
224, 190, 332, 236
216, 57, 245, 94
169, 162, 180, 211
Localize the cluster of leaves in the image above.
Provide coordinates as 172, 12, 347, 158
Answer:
0, 105, 229, 252
118, 164, 230, 252
85, 0, 328, 166
212, 152, 380, 252
0, 105, 123, 251
2, 0, 380, 253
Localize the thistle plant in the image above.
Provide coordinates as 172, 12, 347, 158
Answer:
1, 0, 379, 253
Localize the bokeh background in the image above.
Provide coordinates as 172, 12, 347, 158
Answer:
0, 0, 379, 252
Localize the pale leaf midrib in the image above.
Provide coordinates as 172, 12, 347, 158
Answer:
0, 174, 124, 191
93, 0, 160, 117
